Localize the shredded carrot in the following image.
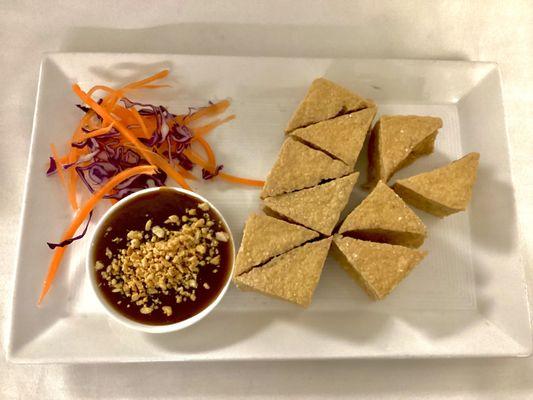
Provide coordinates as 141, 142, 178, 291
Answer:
122, 70, 169, 90
109, 104, 137, 125
50, 144, 78, 211
139, 84, 171, 89
68, 165, 79, 210
150, 151, 191, 190
86, 85, 126, 110
184, 100, 231, 124
142, 116, 158, 137
191, 115, 236, 138
72, 84, 190, 190
176, 165, 197, 180
184, 148, 264, 187
194, 136, 217, 171
129, 107, 151, 139
218, 172, 265, 187
73, 123, 115, 142
183, 148, 213, 171
38, 165, 157, 304
87, 85, 120, 97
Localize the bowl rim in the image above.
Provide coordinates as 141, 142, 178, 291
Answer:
85, 186, 235, 334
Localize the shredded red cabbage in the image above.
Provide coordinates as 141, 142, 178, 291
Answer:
47, 211, 93, 249
46, 157, 58, 176
46, 95, 227, 250
47, 97, 220, 213
202, 165, 224, 180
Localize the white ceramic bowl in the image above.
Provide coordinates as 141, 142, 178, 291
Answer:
86, 187, 235, 333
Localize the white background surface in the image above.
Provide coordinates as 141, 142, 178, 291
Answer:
1, 0, 532, 398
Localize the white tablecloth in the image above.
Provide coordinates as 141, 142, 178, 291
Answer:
2, 1, 532, 398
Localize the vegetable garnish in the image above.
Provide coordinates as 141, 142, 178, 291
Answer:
41, 70, 264, 303
39, 166, 157, 304
46, 211, 93, 249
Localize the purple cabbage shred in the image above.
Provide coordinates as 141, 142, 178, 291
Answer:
202, 165, 223, 180
46, 97, 227, 248
47, 211, 93, 249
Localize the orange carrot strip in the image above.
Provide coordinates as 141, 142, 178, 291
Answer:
218, 172, 265, 187
38, 165, 157, 304
65, 121, 83, 211
128, 144, 196, 182
66, 148, 79, 210
142, 116, 158, 136
176, 165, 197, 180
129, 107, 151, 139
85, 85, 125, 111
147, 146, 197, 181
150, 151, 190, 189
110, 104, 137, 125
73, 84, 189, 189
122, 70, 170, 90
68, 164, 79, 210
194, 136, 216, 170
185, 100, 231, 124
183, 149, 263, 187
73, 123, 115, 141
87, 85, 119, 97
191, 115, 236, 139
183, 148, 213, 171
138, 84, 171, 89
151, 147, 197, 181
50, 144, 77, 210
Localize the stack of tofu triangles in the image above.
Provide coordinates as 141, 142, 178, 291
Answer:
233, 77, 480, 306
234, 78, 375, 307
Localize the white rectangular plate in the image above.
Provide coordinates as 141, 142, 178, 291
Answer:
8, 53, 531, 363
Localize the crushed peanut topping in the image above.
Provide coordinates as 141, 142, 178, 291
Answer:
96, 205, 227, 317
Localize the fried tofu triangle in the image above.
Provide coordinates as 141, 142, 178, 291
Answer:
234, 237, 333, 307
367, 115, 443, 187
333, 236, 427, 300
234, 214, 319, 277
264, 172, 359, 236
393, 152, 480, 218
290, 107, 377, 168
338, 181, 426, 248
261, 137, 352, 199
285, 78, 372, 133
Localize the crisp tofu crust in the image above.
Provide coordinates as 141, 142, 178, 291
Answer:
234, 214, 319, 277
261, 137, 352, 199
393, 152, 480, 217
234, 237, 333, 307
333, 235, 426, 300
263, 172, 359, 236
367, 115, 443, 187
285, 78, 370, 133
290, 107, 377, 167
338, 181, 426, 248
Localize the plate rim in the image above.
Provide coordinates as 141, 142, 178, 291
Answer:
7, 53, 531, 363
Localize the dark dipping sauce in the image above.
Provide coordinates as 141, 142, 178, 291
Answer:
91, 188, 233, 326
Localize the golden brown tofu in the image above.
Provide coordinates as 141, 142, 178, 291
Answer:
290, 107, 377, 168
234, 237, 333, 307
393, 152, 480, 217
367, 115, 443, 187
261, 137, 352, 199
333, 235, 427, 300
263, 172, 359, 236
234, 214, 319, 277
285, 78, 371, 133
338, 181, 426, 248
